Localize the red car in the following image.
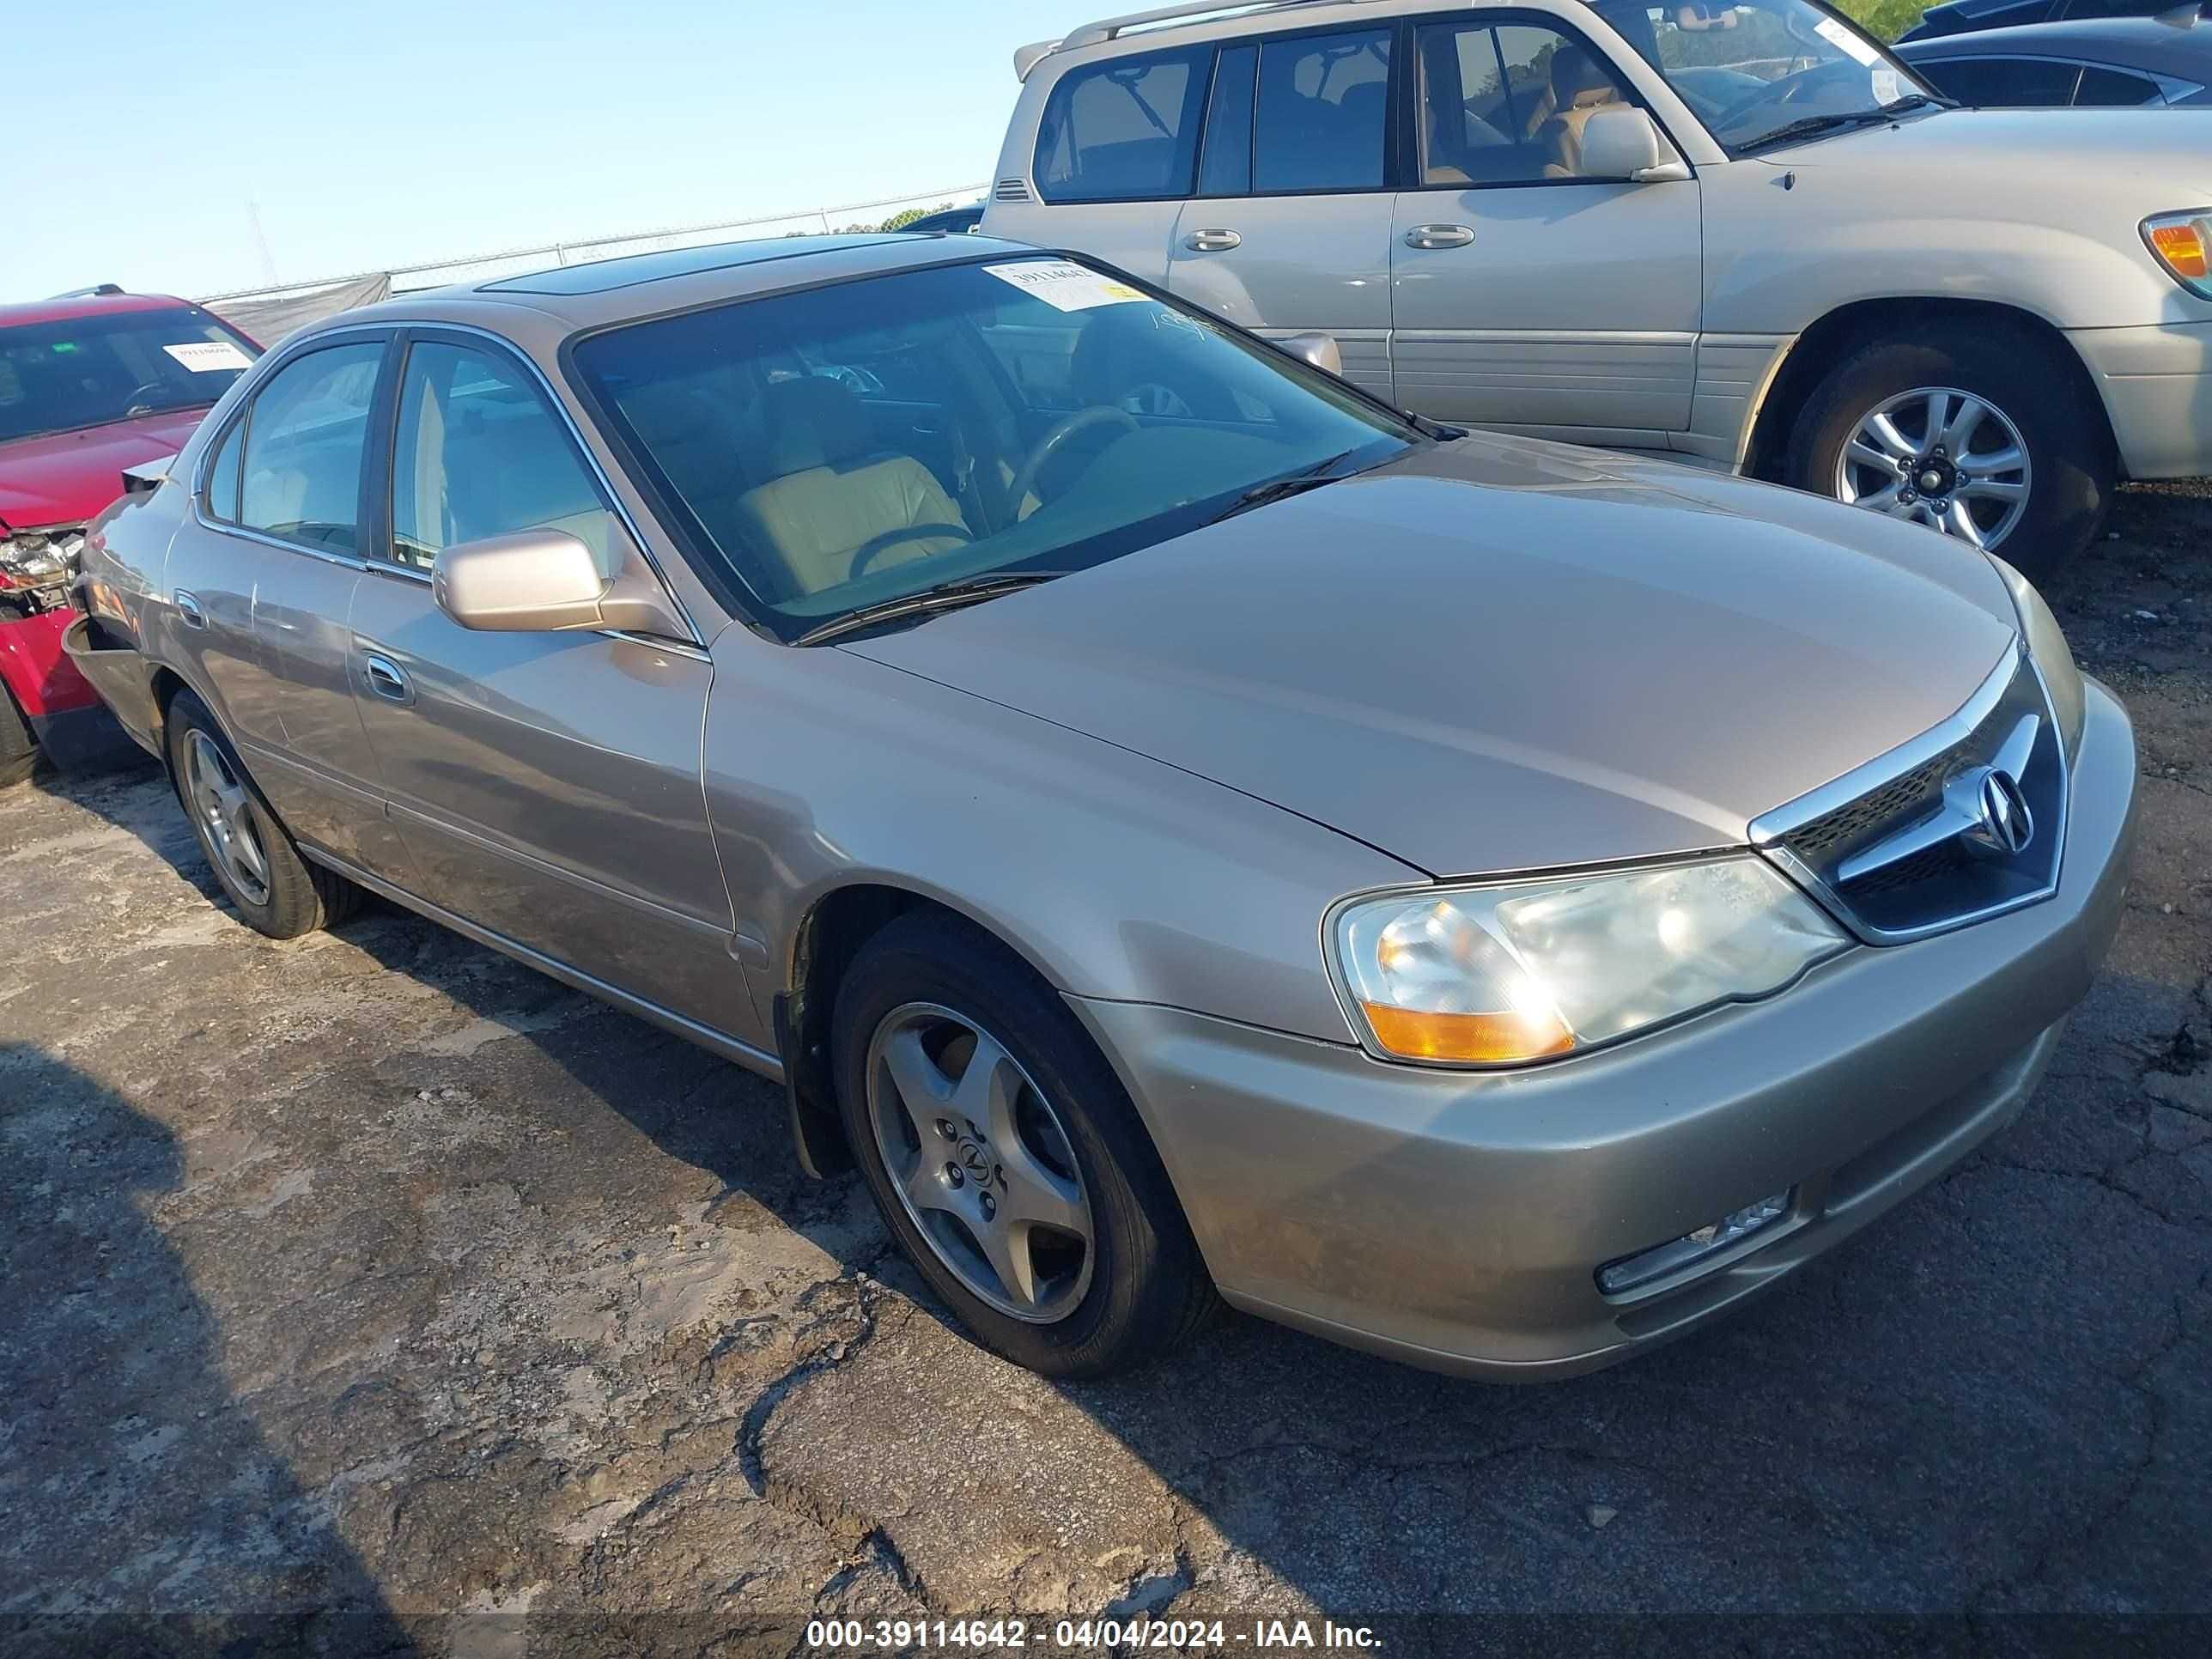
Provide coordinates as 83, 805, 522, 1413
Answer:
1, 289, 259, 784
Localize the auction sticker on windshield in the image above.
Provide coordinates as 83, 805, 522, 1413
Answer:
985, 261, 1146, 312
162, 341, 253, 374
1814, 15, 1881, 67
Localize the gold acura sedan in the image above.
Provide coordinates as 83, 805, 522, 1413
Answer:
69, 234, 2135, 1379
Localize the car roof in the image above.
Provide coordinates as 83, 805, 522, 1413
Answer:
288, 231, 1053, 353
0, 291, 198, 331
1899, 14, 2212, 67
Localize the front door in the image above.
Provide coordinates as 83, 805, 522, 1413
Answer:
1164, 25, 1401, 401
1389, 15, 1702, 437
346, 331, 750, 1040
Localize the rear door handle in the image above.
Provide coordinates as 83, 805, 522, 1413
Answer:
1404, 224, 1475, 250
173, 589, 207, 630
362, 653, 413, 705
1183, 228, 1242, 252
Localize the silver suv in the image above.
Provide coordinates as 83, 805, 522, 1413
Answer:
985, 0, 2212, 574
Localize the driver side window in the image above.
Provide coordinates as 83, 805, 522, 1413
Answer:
1418, 21, 1634, 185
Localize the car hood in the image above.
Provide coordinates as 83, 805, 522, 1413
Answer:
843, 436, 2021, 878
0, 406, 210, 532
1766, 106, 2212, 196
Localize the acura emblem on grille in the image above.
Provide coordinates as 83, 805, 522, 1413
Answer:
1964, 766, 2034, 859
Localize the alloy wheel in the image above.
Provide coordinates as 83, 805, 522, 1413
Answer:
1833, 386, 2032, 550
865, 1001, 1095, 1323
183, 731, 272, 907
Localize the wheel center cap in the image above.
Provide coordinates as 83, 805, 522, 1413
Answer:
959, 1140, 992, 1178
1916, 460, 1954, 496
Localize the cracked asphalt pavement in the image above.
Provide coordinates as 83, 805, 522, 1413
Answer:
3, 485, 2209, 1656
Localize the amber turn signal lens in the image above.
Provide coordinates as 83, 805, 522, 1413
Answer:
2148, 221, 2209, 281
1359, 1000, 1576, 1064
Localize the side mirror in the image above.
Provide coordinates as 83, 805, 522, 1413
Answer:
432, 528, 690, 639
1581, 107, 1691, 184
1279, 331, 1344, 376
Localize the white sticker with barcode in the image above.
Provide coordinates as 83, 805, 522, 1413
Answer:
984, 261, 1147, 312
161, 341, 252, 374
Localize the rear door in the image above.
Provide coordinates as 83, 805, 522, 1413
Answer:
345, 329, 751, 1040
167, 332, 406, 871
1164, 24, 1401, 400
1388, 14, 1702, 438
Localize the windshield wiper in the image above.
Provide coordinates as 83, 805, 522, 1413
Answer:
794, 571, 1066, 647
1741, 95, 1951, 155
1204, 449, 1365, 526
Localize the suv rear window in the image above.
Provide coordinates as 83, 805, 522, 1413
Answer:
1033, 46, 1212, 203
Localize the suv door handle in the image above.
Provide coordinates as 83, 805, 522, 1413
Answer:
1183, 228, 1242, 252
362, 653, 413, 705
1404, 224, 1475, 250
173, 589, 207, 630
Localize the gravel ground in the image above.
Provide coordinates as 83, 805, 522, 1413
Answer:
2, 486, 2208, 1657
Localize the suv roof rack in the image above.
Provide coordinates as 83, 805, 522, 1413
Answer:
48, 283, 125, 300
1015, 0, 1386, 79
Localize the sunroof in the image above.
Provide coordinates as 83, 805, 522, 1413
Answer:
480, 234, 908, 296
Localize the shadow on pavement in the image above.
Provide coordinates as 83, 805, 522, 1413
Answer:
0, 1043, 416, 1656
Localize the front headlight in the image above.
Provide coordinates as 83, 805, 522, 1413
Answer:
2142, 210, 2212, 301
1990, 556, 2084, 760
0, 528, 85, 586
1330, 857, 1849, 1067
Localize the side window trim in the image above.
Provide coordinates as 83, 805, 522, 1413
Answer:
386, 325, 704, 647
192, 330, 393, 568
1405, 7, 1692, 191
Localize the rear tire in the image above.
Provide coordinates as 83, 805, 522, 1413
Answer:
1785, 325, 2112, 582
0, 690, 34, 789
832, 912, 1218, 1377
164, 690, 360, 939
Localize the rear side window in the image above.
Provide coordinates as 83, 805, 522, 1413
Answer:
389, 341, 617, 574
1914, 55, 2078, 106
237, 342, 383, 553
2074, 65, 2163, 106
1198, 44, 1258, 196
1034, 46, 1212, 203
1254, 27, 1393, 193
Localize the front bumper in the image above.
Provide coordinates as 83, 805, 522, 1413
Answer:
2069, 318, 2212, 481
1074, 679, 2137, 1380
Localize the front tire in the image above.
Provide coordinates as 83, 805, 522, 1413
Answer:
164, 690, 359, 939
1785, 325, 2113, 582
831, 913, 1217, 1377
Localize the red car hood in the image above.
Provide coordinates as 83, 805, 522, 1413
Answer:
0, 406, 212, 532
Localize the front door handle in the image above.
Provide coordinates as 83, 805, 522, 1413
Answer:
173, 589, 207, 630
1183, 228, 1242, 252
362, 653, 413, 705
1404, 223, 1475, 250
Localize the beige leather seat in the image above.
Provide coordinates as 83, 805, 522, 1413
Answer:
1538, 47, 1624, 178
731, 378, 969, 598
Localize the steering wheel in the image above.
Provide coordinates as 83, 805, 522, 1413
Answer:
122, 381, 168, 416
847, 520, 975, 580
1006, 405, 1140, 512
1715, 58, 1866, 127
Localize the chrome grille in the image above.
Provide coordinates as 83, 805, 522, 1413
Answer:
1752, 645, 2067, 944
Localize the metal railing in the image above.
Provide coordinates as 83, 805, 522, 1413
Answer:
196, 182, 989, 307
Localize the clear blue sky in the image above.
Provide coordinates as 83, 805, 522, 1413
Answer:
8, 0, 1103, 303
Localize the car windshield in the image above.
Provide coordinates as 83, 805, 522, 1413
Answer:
569, 256, 1419, 642
0, 306, 258, 446
1595, 0, 1939, 153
